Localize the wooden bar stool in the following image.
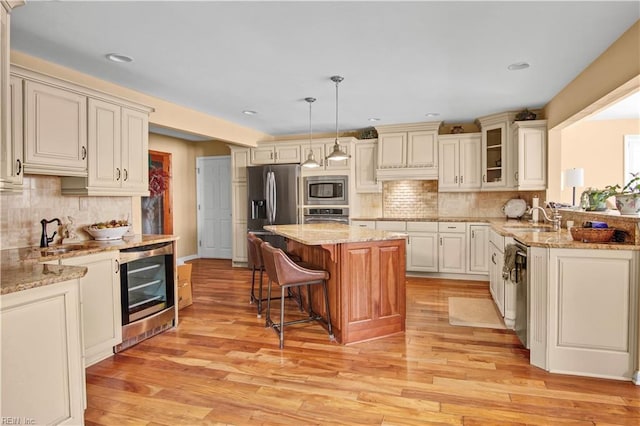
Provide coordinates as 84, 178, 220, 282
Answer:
261, 242, 334, 349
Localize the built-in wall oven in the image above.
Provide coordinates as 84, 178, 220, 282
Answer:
303, 207, 349, 225
116, 242, 175, 352
304, 175, 348, 205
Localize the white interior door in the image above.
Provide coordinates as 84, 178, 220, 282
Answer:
197, 156, 232, 259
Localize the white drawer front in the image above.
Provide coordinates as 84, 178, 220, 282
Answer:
376, 221, 407, 232
438, 222, 465, 233
407, 221, 438, 232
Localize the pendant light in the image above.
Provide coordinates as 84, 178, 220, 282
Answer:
326, 75, 350, 162
301, 97, 321, 168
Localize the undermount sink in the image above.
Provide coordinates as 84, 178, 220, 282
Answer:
40, 245, 86, 256
503, 226, 555, 233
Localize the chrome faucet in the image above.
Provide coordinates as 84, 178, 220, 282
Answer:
40, 218, 61, 248
528, 206, 562, 231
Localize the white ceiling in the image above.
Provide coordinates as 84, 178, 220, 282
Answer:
10, 1, 640, 138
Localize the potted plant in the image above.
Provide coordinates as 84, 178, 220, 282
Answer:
605, 172, 640, 215
580, 187, 616, 211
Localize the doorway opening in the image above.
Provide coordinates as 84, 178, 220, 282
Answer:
142, 150, 173, 235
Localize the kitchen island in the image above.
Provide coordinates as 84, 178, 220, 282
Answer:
264, 223, 407, 344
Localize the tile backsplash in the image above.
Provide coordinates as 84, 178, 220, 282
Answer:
0, 176, 132, 250
381, 180, 544, 218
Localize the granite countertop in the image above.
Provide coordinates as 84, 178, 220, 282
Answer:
489, 222, 640, 250
0, 234, 178, 295
264, 224, 407, 245
1, 263, 88, 295
352, 216, 501, 223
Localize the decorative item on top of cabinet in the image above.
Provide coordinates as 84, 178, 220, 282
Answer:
438, 133, 481, 192
375, 121, 442, 180
354, 139, 380, 192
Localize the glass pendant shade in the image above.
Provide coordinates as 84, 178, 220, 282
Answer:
326, 75, 350, 162
301, 97, 321, 168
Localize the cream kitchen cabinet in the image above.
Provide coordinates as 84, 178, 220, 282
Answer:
375, 122, 441, 180
438, 133, 481, 191
488, 231, 505, 316
302, 140, 351, 171
406, 221, 438, 272
1, 278, 85, 425
530, 247, 639, 382
23, 79, 88, 176
1, 75, 23, 192
438, 222, 466, 273
230, 146, 249, 266
60, 251, 122, 367
251, 143, 301, 164
467, 223, 489, 274
354, 139, 380, 192
61, 99, 150, 196
0, 3, 24, 192
477, 113, 512, 190
511, 120, 547, 190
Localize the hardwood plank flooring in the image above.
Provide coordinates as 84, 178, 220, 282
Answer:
85, 258, 640, 425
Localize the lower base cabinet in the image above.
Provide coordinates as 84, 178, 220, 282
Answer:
61, 251, 121, 367
406, 222, 438, 272
1, 279, 85, 425
530, 247, 639, 381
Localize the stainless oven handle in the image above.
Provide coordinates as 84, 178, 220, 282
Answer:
120, 243, 173, 263
514, 251, 527, 285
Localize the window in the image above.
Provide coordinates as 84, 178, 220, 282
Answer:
624, 135, 640, 183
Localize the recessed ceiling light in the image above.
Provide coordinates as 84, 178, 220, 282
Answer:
105, 53, 133, 63
242, 110, 258, 115
425, 113, 440, 117
508, 62, 530, 71
368, 118, 380, 122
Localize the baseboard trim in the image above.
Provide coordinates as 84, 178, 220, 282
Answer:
406, 272, 489, 282
178, 254, 199, 265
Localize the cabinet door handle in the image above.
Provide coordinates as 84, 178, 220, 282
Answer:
472, 230, 475, 238
115, 259, 120, 274
515, 171, 519, 181
491, 253, 496, 264
439, 237, 443, 246
81, 146, 87, 160
460, 176, 464, 184
16, 159, 22, 176
454, 176, 458, 184
270, 152, 273, 159
274, 152, 278, 160
116, 168, 121, 181
123, 169, 128, 181
482, 174, 486, 182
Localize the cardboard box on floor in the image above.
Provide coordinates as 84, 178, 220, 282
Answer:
177, 263, 193, 309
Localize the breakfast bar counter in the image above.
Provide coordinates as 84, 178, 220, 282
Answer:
264, 224, 407, 344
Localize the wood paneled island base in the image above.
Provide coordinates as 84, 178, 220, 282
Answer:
264, 224, 407, 344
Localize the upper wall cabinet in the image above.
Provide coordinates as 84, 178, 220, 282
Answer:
301, 140, 351, 171
438, 133, 481, 192
354, 139, 380, 193
61, 100, 150, 196
0, 1, 24, 193
10, 65, 154, 196
375, 122, 441, 180
23, 79, 88, 176
251, 144, 301, 164
477, 112, 512, 190
511, 120, 547, 190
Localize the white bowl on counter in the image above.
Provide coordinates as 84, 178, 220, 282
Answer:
85, 225, 130, 241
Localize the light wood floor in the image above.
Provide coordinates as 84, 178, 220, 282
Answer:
85, 258, 640, 425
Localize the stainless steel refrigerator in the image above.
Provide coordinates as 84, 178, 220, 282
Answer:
247, 164, 300, 254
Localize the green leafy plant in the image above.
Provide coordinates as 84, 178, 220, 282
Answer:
605, 172, 640, 196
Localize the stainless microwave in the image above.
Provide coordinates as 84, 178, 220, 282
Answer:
304, 175, 348, 205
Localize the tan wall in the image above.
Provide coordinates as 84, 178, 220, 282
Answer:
544, 20, 640, 202
559, 119, 640, 204
145, 133, 230, 259
10, 51, 271, 146
544, 21, 640, 130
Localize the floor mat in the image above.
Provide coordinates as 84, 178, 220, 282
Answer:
448, 297, 506, 329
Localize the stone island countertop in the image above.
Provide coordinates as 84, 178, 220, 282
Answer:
263, 223, 407, 246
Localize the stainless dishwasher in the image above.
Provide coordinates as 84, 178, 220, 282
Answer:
514, 241, 528, 348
